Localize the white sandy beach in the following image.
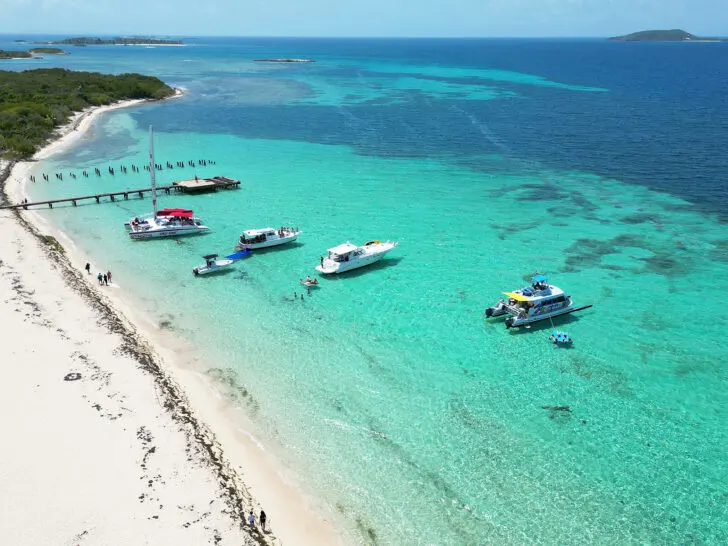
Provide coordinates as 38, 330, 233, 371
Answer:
0, 99, 342, 545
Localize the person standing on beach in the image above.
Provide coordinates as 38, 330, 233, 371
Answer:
103, 274, 108, 286
259, 510, 267, 531
97, 272, 103, 285
85, 263, 91, 274
248, 510, 255, 527
107, 271, 112, 284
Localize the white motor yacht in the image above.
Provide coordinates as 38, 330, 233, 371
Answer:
236, 227, 301, 250
315, 240, 398, 275
125, 126, 210, 240
484, 274, 592, 328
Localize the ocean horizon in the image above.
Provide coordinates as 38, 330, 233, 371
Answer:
2, 35, 727, 544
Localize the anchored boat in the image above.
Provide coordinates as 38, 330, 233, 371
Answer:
485, 274, 592, 328
193, 254, 235, 276
126, 126, 210, 240
236, 227, 301, 250
126, 208, 210, 239
315, 240, 398, 275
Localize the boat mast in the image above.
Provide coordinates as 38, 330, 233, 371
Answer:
148, 125, 157, 217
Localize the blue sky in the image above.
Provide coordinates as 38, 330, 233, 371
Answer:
1, 0, 726, 37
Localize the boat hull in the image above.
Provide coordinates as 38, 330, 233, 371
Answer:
504, 304, 593, 328
129, 226, 210, 240
193, 259, 234, 276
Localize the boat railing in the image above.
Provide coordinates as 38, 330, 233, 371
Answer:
505, 304, 523, 316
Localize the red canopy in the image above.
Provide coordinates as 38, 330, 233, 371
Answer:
156, 208, 193, 218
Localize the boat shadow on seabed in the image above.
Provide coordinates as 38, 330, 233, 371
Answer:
241, 241, 306, 254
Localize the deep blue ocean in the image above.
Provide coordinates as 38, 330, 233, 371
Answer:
4, 37, 728, 211
2, 36, 728, 544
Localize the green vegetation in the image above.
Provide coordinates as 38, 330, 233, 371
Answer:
29, 47, 67, 55
0, 68, 174, 159
609, 29, 724, 42
0, 47, 67, 59
41, 235, 66, 254
0, 50, 32, 59
50, 37, 183, 46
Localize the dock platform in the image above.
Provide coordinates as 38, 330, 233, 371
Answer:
173, 176, 240, 194
0, 176, 240, 210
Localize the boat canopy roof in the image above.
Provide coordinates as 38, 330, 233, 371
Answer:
203, 253, 218, 260
532, 274, 548, 283
243, 228, 276, 237
328, 242, 358, 255
157, 208, 193, 218
503, 291, 532, 302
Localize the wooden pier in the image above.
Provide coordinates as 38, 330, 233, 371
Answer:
0, 176, 240, 210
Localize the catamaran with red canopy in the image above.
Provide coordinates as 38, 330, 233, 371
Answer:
156, 208, 194, 218
125, 128, 210, 240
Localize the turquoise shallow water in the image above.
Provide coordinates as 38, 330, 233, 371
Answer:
6, 36, 728, 543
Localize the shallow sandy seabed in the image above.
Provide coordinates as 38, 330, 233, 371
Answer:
0, 99, 342, 546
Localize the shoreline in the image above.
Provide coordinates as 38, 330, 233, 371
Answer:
1, 97, 343, 544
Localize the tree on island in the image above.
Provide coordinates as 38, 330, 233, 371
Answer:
0, 68, 174, 159
0, 50, 33, 59
29, 48, 68, 55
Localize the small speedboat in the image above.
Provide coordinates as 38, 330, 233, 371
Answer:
315, 240, 398, 275
193, 254, 234, 276
300, 277, 319, 288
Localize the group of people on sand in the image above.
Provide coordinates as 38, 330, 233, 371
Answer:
84, 262, 112, 286
247, 508, 267, 532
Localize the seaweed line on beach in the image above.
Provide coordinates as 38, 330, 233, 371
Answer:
0, 163, 269, 545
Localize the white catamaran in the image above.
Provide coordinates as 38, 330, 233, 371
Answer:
125, 126, 210, 240
484, 274, 592, 328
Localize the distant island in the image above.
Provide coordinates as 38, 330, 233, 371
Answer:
45, 37, 184, 46
0, 68, 175, 158
29, 48, 68, 55
0, 48, 68, 60
609, 29, 725, 42
0, 50, 32, 59
253, 58, 315, 63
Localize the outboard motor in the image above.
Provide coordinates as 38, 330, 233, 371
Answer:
485, 299, 505, 318
505, 317, 514, 329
